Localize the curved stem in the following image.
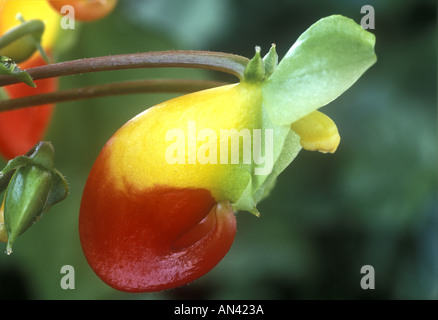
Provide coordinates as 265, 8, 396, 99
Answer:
0, 51, 249, 87
0, 19, 45, 50
0, 79, 230, 112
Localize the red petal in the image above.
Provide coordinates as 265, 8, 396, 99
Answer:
0, 55, 57, 159
79, 155, 237, 292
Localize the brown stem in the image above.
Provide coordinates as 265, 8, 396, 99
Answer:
0, 51, 249, 87
0, 79, 230, 112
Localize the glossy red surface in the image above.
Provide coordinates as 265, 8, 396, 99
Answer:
79, 153, 237, 292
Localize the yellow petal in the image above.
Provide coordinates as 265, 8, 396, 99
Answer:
291, 111, 340, 153
106, 82, 263, 203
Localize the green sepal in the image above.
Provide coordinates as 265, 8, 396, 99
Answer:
45, 169, 69, 210
0, 141, 56, 194
261, 15, 377, 125
262, 44, 278, 78
0, 170, 15, 195
243, 47, 265, 83
231, 16, 376, 216
230, 85, 303, 216
4, 165, 53, 254
1, 141, 69, 254
0, 156, 33, 194
27, 140, 55, 170
0, 56, 36, 87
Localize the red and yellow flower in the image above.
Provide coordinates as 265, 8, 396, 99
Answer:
79, 15, 376, 293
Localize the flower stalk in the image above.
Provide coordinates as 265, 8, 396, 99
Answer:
0, 78, 229, 112
0, 50, 248, 112
0, 50, 249, 87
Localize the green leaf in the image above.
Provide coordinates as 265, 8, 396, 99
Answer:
261, 15, 377, 125
0, 56, 36, 87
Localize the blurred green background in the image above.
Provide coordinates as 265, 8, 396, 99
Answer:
0, 0, 436, 300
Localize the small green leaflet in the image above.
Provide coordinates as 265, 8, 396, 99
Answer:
0, 56, 36, 87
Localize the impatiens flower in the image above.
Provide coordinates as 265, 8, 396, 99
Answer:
79, 15, 376, 292
0, 0, 60, 159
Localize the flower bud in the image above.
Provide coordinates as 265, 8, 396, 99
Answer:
0, 19, 46, 63
0, 141, 68, 254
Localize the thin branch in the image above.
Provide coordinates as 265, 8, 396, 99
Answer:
0, 51, 249, 87
0, 79, 230, 112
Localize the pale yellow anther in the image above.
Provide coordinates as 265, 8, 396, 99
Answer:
291, 110, 340, 153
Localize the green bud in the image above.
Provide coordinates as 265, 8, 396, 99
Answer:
0, 34, 39, 64
0, 18, 49, 64
0, 142, 69, 254
5, 165, 53, 253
